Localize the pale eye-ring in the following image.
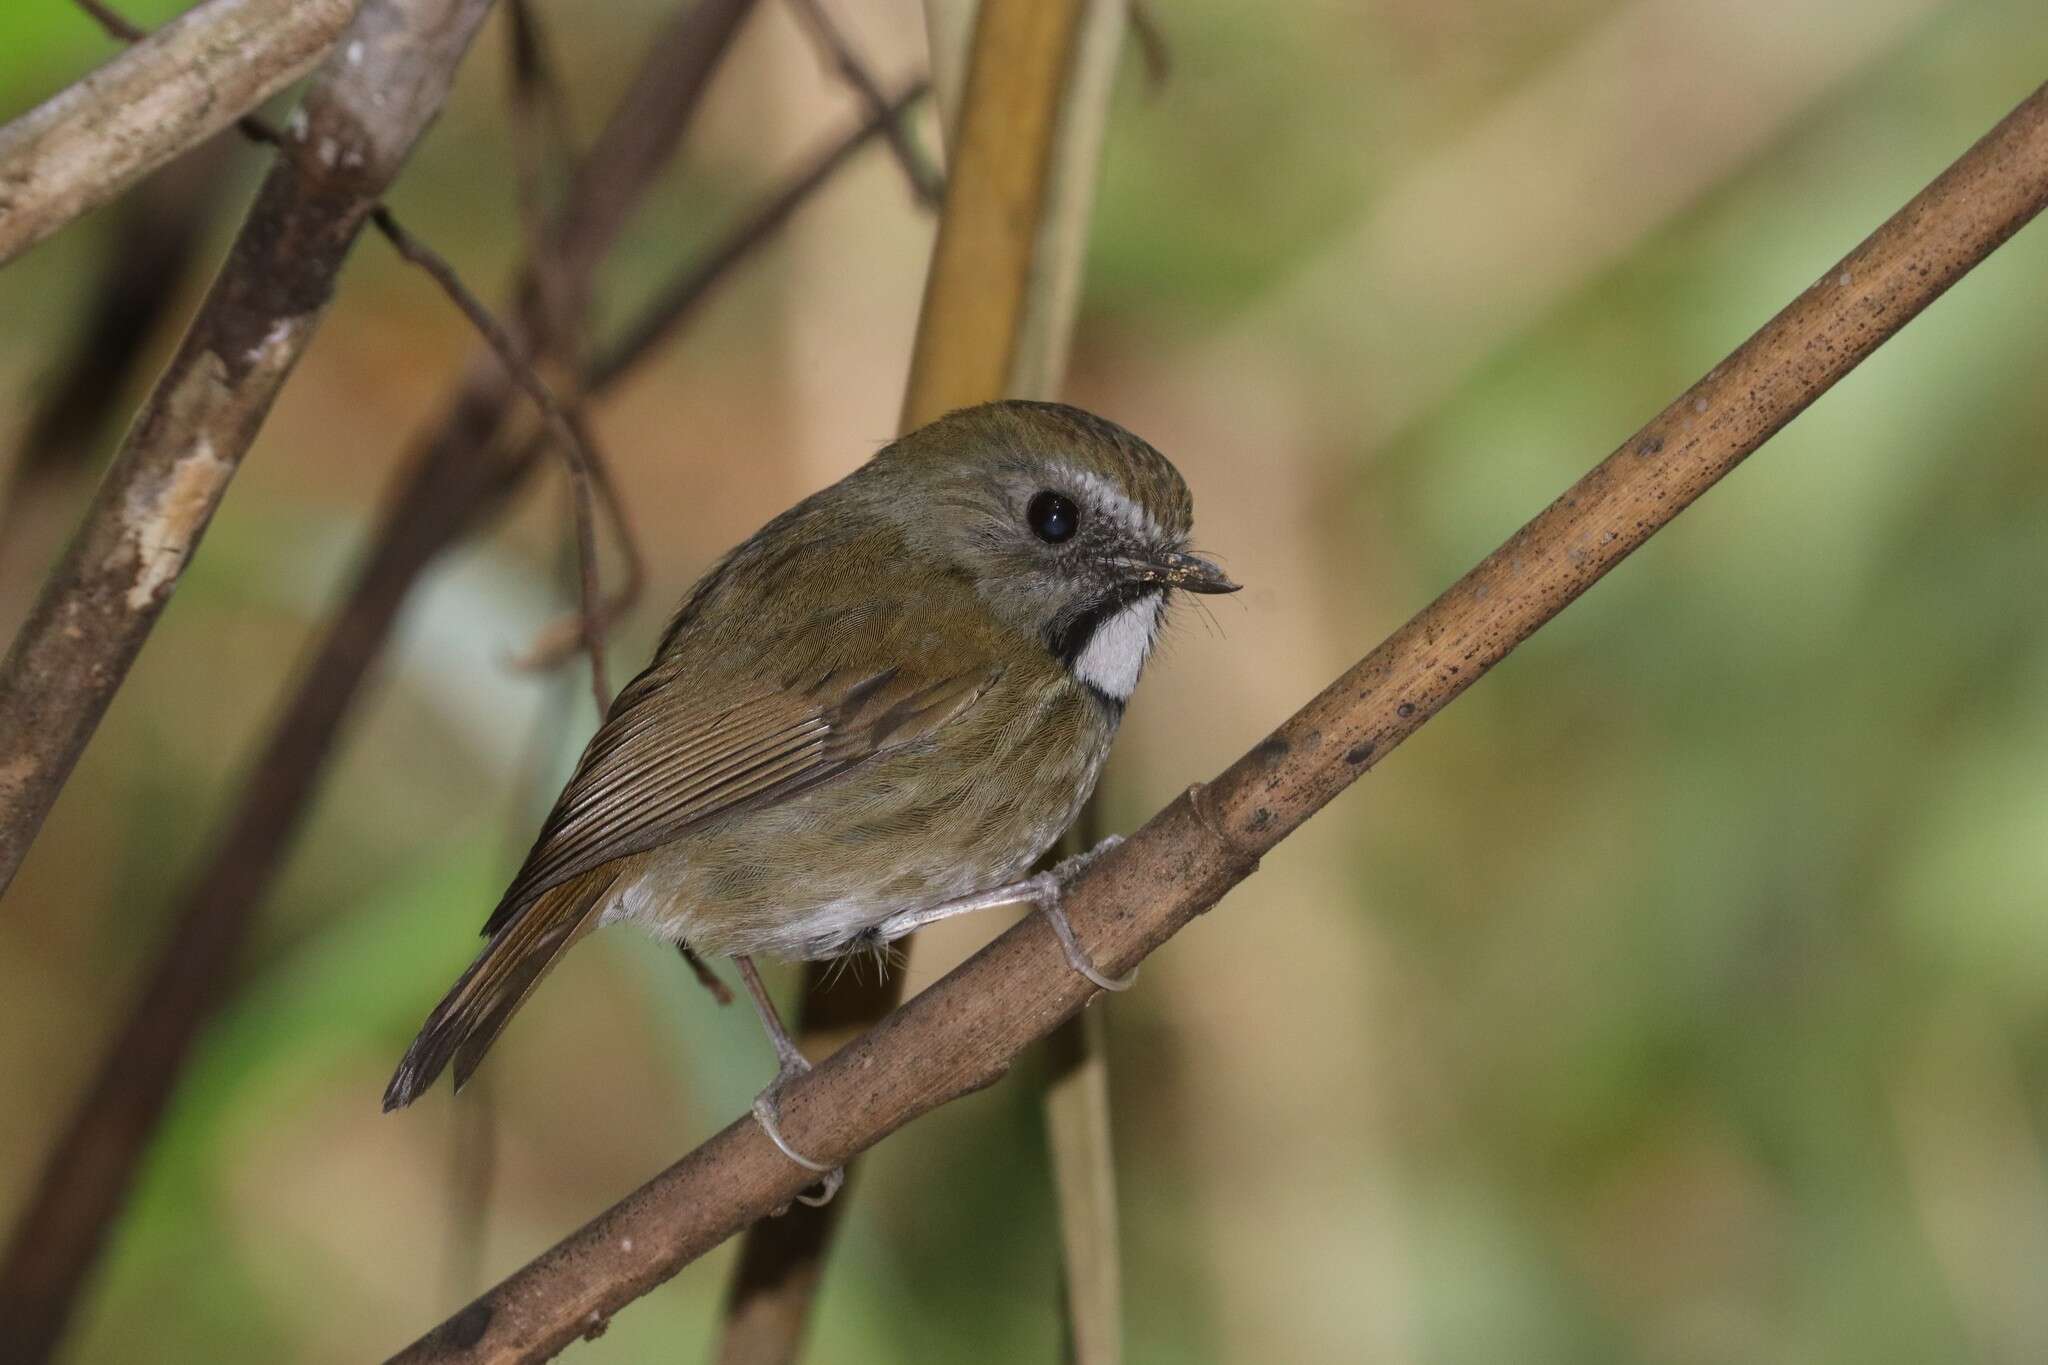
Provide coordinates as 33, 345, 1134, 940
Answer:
1027, 490, 1079, 543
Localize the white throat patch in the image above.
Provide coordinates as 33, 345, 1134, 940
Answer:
1074, 594, 1163, 702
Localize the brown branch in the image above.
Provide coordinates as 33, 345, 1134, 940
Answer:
0, 0, 355, 266
539, 0, 759, 310
509, 425, 645, 677
390, 77, 2048, 1365
493, 0, 635, 693
784, 0, 944, 207
69, 0, 144, 42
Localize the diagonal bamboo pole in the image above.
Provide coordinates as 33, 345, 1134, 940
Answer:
390, 63, 2048, 1365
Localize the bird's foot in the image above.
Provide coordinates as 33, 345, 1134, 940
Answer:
735, 954, 842, 1207
865, 835, 1136, 991
1040, 835, 1136, 992
751, 1057, 843, 1208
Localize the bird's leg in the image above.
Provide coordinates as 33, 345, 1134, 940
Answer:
677, 943, 733, 1005
735, 954, 842, 1207
871, 835, 1136, 992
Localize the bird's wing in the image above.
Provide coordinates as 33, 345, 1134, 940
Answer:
481, 659, 1000, 935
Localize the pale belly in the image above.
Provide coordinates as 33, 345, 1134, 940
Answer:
598, 689, 1113, 960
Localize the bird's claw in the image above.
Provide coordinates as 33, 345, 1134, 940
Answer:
752, 1059, 843, 1207
1041, 835, 1136, 992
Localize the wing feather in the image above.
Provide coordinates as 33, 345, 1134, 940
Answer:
481, 660, 999, 936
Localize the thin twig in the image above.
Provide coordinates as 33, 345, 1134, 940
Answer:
504, 0, 576, 246
71, 0, 144, 42
511, 409, 645, 675
783, 0, 943, 207
368, 207, 615, 711
390, 77, 2048, 1365
680, 946, 736, 1007
1124, 1, 1168, 91
503, 0, 579, 333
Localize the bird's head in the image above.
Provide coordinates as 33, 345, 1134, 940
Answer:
872, 400, 1238, 708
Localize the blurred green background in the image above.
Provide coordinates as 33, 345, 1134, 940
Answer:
4, 1, 2048, 1361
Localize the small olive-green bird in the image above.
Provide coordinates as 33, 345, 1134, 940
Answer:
384, 400, 1235, 1193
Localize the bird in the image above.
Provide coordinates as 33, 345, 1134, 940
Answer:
383, 399, 1237, 1201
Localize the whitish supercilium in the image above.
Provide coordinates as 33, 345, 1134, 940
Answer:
385, 400, 1237, 1197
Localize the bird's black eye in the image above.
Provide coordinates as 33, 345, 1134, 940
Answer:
1027, 490, 1079, 544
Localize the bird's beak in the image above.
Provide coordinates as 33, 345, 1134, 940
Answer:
1122, 550, 1240, 595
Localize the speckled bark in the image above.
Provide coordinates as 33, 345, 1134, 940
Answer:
0, 0, 358, 267
388, 78, 2048, 1365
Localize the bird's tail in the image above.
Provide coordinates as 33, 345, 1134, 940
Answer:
383, 869, 617, 1110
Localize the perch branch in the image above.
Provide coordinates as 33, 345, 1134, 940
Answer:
390, 77, 2048, 1365
0, 0, 356, 267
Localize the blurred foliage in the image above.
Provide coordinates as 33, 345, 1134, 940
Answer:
3, 1, 2048, 1363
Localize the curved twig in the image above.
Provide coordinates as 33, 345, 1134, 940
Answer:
389, 77, 2048, 1365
